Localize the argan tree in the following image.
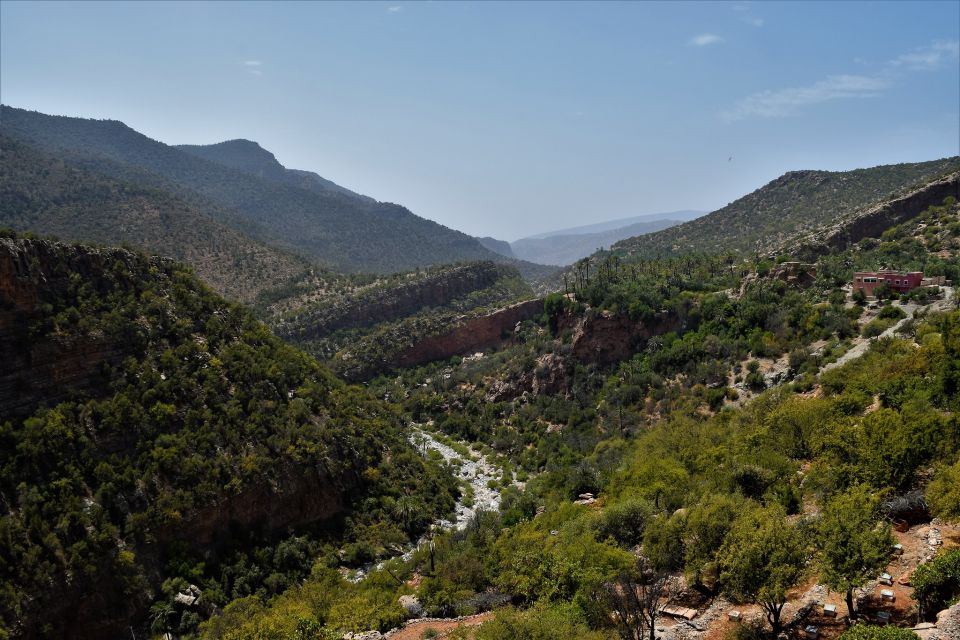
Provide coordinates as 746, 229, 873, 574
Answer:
817, 484, 893, 620
718, 506, 808, 637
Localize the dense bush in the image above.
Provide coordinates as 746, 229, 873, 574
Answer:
0, 238, 458, 638
912, 548, 960, 618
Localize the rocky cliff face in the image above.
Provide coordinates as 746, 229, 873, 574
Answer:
481, 307, 683, 403
790, 171, 960, 258
393, 298, 545, 370
277, 262, 515, 341
561, 308, 681, 366
0, 238, 139, 419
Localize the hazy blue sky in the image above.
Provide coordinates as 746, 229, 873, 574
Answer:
2, 1, 958, 240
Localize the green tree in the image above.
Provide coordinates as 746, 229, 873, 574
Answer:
838, 624, 919, 640
927, 459, 960, 521
683, 494, 741, 589
642, 510, 686, 572
718, 506, 808, 636
911, 548, 960, 619
817, 485, 894, 620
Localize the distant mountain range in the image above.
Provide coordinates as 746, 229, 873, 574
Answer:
477, 211, 705, 266
0, 105, 520, 275
520, 210, 705, 240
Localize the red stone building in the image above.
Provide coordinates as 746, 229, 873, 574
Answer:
852, 270, 923, 297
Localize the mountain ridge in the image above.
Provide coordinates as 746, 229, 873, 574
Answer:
175, 138, 374, 202
0, 135, 311, 302
0, 105, 508, 273
611, 157, 960, 259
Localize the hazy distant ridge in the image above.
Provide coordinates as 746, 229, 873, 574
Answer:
508, 211, 704, 265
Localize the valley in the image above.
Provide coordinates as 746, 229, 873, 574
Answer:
2, 112, 960, 640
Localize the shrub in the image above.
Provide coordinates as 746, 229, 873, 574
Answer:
912, 548, 960, 618
927, 459, 960, 521
597, 497, 655, 547
838, 625, 919, 639
878, 305, 906, 321
862, 318, 895, 338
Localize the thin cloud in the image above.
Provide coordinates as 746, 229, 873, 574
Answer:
722, 74, 891, 121
387, 5, 402, 13
745, 17, 764, 27
690, 34, 724, 47
723, 39, 959, 121
242, 60, 263, 76
890, 40, 959, 71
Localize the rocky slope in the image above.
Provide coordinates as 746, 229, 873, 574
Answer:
275, 262, 521, 341
391, 298, 545, 370
612, 158, 960, 260
788, 170, 960, 258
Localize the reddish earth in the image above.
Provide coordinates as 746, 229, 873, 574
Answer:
666, 521, 960, 640
387, 612, 493, 640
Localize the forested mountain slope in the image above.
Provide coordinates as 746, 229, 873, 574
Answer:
612, 158, 960, 259
0, 233, 457, 639
0, 106, 506, 273
0, 136, 311, 302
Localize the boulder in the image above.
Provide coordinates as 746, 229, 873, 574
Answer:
398, 594, 423, 618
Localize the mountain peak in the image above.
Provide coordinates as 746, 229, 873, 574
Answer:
176, 138, 283, 176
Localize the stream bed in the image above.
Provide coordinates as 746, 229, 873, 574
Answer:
347, 426, 511, 582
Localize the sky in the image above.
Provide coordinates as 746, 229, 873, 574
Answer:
1, 1, 958, 240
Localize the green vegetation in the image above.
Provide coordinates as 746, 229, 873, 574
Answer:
3, 151, 959, 639
0, 234, 457, 638
927, 458, 960, 520
211, 192, 960, 638
817, 485, 894, 619
717, 506, 807, 636
0, 135, 311, 302
838, 626, 920, 640
912, 548, 960, 618
473, 603, 608, 639
611, 158, 960, 259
